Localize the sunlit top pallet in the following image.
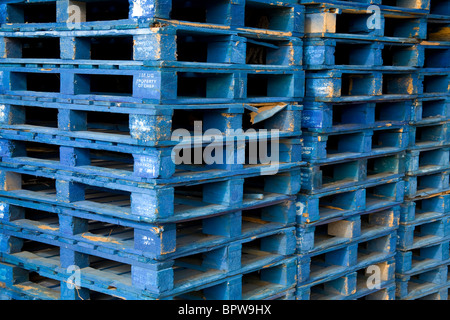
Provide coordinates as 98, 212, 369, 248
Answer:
303, 3, 427, 42
0, 24, 303, 68
0, 0, 305, 37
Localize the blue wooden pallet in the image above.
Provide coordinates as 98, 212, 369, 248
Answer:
303, 3, 427, 42
0, 196, 296, 261
302, 100, 411, 134
0, 25, 303, 67
408, 121, 450, 151
0, 261, 124, 300
404, 169, 450, 200
304, 38, 422, 70
400, 193, 450, 224
297, 178, 405, 225
0, 97, 303, 147
0, 157, 304, 195
396, 241, 450, 275
299, 0, 429, 13
298, 278, 396, 300
0, 234, 297, 299
396, 264, 449, 300
0, 166, 301, 222
0, 259, 297, 300
305, 69, 420, 102
301, 126, 408, 165
410, 97, 450, 125
269, 288, 296, 300
297, 206, 400, 255
0, 263, 63, 300
0, 64, 305, 105
297, 232, 397, 286
0, 133, 304, 183
420, 42, 450, 69
0, 0, 305, 36
0, 174, 296, 226
418, 71, 450, 98
406, 147, 450, 175
300, 152, 405, 194
428, 0, 450, 19
397, 215, 450, 250
297, 259, 396, 300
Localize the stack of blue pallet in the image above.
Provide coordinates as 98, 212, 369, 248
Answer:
0, 0, 306, 300
0, 0, 448, 302
294, 0, 430, 300
396, 0, 450, 300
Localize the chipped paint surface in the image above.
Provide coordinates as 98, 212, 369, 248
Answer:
38, 225, 59, 231
81, 233, 121, 245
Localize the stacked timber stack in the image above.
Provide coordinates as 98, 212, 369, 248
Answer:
396, 0, 450, 301
0, 0, 305, 300
294, 0, 426, 300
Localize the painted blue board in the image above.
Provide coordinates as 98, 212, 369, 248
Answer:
0, 64, 305, 104
297, 179, 405, 225
0, 0, 305, 36
302, 100, 411, 134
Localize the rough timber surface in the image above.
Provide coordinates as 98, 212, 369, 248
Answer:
296, 206, 399, 255
0, 166, 302, 223
0, 25, 304, 67
297, 178, 405, 225
0, 0, 305, 37
296, 258, 396, 300
0, 196, 297, 261
0, 64, 305, 105
0, 232, 297, 299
